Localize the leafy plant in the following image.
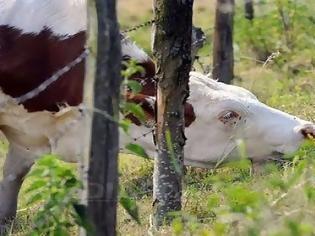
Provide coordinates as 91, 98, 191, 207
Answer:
24, 155, 85, 235
235, 0, 315, 77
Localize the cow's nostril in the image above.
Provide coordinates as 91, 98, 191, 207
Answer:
301, 126, 315, 140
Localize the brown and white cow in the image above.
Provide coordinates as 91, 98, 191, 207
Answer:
0, 0, 157, 224
0, 0, 314, 226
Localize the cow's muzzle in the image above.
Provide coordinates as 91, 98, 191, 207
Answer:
300, 124, 315, 140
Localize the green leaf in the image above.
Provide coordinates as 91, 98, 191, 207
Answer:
119, 195, 141, 224
123, 102, 146, 121
26, 168, 45, 178
123, 80, 143, 94
25, 179, 47, 193
54, 225, 69, 236
64, 177, 79, 188
37, 155, 58, 167
119, 119, 131, 133
27, 193, 44, 206
121, 60, 145, 79
125, 143, 149, 159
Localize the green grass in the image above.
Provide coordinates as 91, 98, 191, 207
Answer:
117, 0, 315, 235
1, 0, 315, 235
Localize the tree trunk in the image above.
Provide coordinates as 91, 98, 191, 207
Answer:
152, 0, 193, 227
212, 0, 235, 84
80, 1, 97, 235
87, 0, 121, 235
244, 0, 254, 20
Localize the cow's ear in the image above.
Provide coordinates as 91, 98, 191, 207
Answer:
218, 110, 241, 127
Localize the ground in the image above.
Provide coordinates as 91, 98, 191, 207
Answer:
1, 0, 315, 235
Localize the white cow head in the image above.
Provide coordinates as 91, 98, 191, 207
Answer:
183, 72, 315, 168
122, 71, 314, 168
118, 36, 314, 169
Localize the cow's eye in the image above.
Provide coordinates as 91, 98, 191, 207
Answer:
218, 110, 241, 127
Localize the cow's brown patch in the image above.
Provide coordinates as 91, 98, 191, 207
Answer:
137, 60, 156, 96
125, 92, 196, 128
184, 103, 196, 127
0, 26, 85, 112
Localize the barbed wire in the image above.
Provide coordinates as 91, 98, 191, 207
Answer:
15, 49, 89, 104
121, 19, 155, 34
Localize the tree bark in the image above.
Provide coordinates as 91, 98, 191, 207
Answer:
212, 0, 235, 84
87, 0, 121, 235
244, 0, 254, 20
153, 0, 193, 227
80, 1, 97, 235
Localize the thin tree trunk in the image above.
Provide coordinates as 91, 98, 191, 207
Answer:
87, 0, 121, 235
212, 0, 235, 84
80, 1, 97, 235
244, 0, 254, 20
153, 0, 193, 227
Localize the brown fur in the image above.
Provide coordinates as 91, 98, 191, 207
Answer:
0, 26, 85, 112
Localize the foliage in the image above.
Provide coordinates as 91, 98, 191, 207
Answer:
235, 0, 315, 77
24, 155, 84, 235
23, 155, 142, 235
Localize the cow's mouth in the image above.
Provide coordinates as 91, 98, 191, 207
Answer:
302, 130, 315, 140
301, 124, 315, 140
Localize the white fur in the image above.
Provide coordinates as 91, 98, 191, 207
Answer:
124, 72, 314, 168
0, 0, 86, 36
0, 0, 150, 63
121, 38, 150, 63
186, 73, 312, 165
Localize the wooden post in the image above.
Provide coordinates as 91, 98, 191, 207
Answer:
80, 1, 97, 235
153, 0, 193, 227
87, 0, 121, 235
212, 0, 235, 84
244, 0, 254, 20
